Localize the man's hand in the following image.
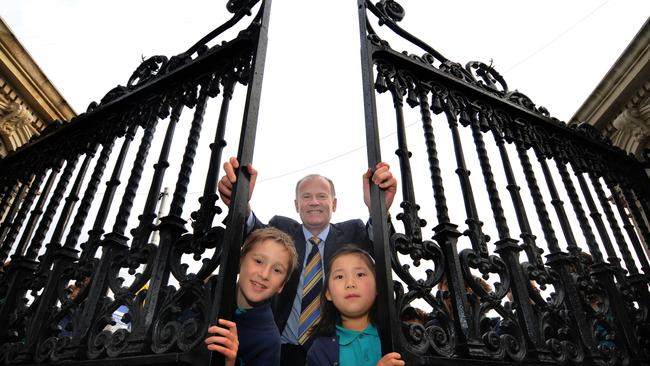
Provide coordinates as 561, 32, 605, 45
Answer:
217, 157, 257, 212
205, 319, 239, 366
376, 352, 405, 366
363, 162, 397, 211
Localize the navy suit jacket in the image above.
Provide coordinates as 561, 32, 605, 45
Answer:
251, 214, 372, 338
306, 335, 339, 366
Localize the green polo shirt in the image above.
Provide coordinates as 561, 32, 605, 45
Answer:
336, 324, 381, 366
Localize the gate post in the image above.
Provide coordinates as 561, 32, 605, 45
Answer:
208, 1, 272, 365
357, 0, 400, 356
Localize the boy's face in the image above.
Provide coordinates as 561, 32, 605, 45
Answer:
237, 239, 291, 309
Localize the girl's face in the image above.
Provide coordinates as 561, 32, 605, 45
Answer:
325, 253, 377, 321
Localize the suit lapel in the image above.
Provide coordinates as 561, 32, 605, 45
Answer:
294, 225, 307, 270
323, 223, 340, 264
278, 222, 306, 317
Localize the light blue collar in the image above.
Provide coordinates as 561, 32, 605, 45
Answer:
301, 225, 330, 243
336, 324, 378, 346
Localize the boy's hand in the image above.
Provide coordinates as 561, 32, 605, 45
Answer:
376, 352, 405, 366
205, 319, 238, 365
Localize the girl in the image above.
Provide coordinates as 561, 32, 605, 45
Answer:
306, 245, 404, 366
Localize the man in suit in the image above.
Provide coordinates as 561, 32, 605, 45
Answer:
217, 158, 396, 365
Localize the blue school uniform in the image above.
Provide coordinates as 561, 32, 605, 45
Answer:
306, 324, 381, 366
235, 302, 281, 366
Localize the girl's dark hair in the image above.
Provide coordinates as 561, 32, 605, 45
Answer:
312, 244, 378, 337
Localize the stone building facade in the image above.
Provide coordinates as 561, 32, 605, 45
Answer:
570, 17, 650, 256
0, 17, 75, 158
570, 18, 650, 163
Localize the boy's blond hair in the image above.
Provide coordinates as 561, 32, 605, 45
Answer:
241, 227, 298, 283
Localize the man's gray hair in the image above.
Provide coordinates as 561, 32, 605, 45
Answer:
294, 174, 336, 198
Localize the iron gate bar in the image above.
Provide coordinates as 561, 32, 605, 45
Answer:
0, 181, 22, 233
63, 140, 115, 249
209, 1, 272, 365
1, 174, 44, 256
0, 182, 27, 248
610, 184, 650, 274
587, 172, 634, 279
358, 0, 401, 357
13, 168, 57, 257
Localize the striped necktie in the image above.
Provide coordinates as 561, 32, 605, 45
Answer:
298, 236, 323, 345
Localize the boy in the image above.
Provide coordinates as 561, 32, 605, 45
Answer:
205, 227, 298, 366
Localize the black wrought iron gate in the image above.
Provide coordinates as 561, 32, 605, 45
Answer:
0, 1, 649, 365
359, 1, 650, 366
0, 1, 267, 364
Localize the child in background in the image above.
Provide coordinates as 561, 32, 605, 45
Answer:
306, 245, 404, 366
205, 227, 298, 366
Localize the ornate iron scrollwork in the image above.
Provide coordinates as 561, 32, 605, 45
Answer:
360, 2, 650, 365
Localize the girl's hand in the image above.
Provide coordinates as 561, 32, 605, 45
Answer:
376, 352, 405, 366
205, 319, 238, 366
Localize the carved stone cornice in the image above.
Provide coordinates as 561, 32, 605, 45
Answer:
0, 17, 76, 157
0, 91, 39, 152
608, 88, 650, 154
570, 18, 650, 159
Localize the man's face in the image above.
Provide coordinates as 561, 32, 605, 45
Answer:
294, 176, 337, 235
237, 239, 290, 308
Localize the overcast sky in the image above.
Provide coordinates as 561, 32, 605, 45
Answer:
2, 0, 649, 237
